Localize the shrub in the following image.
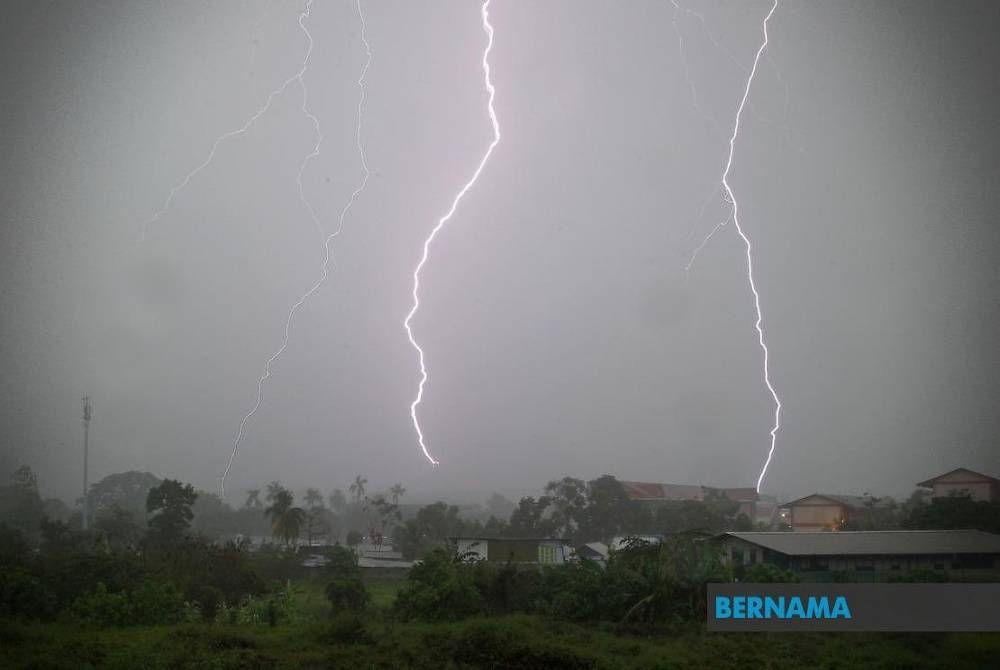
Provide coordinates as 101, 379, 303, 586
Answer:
325, 546, 369, 612
887, 568, 948, 583
0, 568, 58, 620
70, 583, 131, 627
394, 549, 484, 621
740, 563, 800, 583
69, 580, 186, 627
325, 611, 374, 645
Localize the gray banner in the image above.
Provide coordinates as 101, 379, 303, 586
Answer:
707, 583, 1000, 632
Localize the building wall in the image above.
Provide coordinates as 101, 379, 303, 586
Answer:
456, 539, 569, 564
790, 499, 850, 531
456, 539, 488, 561
932, 481, 994, 502
927, 470, 998, 502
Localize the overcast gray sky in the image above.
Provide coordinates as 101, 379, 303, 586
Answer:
1, 0, 998, 505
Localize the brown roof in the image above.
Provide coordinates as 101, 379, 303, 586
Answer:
916, 467, 1000, 489
784, 493, 879, 510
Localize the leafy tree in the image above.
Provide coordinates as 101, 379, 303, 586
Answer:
145, 479, 197, 546
902, 494, 1000, 533
507, 496, 556, 538
394, 549, 484, 621
191, 491, 237, 539
397, 501, 468, 559
93, 505, 142, 550
39, 516, 80, 553
617, 533, 729, 622
87, 471, 162, 523
841, 493, 900, 530
652, 491, 740, 535
544, 477, 588, 540
390, 483, 406, 505
0, 466, 45, 539
579, 475, 650, 542
324, 546, 368, 612
265, 481, 283, 504
345, 529, 362, 548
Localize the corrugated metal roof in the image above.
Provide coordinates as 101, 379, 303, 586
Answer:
720, 530, 1000, 556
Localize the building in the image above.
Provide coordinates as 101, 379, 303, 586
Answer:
916, 468, 1000, 502
451, 537, 571, 565
783, 494, 874, 531
572, 541, 609, 565
716, 530, 1000, 578
620, 481, 758, 520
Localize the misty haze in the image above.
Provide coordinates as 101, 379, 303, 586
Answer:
1, 0, 998, 667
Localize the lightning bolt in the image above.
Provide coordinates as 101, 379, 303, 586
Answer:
403, 0, 500, 466
220, 0, 373, 496
680, 1, 782, 493
139, 0, 318, 243
720, 0, 781, 492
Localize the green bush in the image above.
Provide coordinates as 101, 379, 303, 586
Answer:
888, 568, 948, 583
0, 568, 58, 620
69, 581, 187, 627
740, 563, 800, 583
325, 611, 374, 645
219, 584, 301, 626
325, 546, 369, 612
394, 549, 484, 621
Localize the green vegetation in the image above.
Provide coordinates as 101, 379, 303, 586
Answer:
2, 466, 1000, 667
2, 613, 1000, 669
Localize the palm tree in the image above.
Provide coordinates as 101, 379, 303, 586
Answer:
244, 489, 262, 511
349, 475, 367, 504
390, 483, 406, 505
304, 487, 324, 509
265, 480, 283, 504
264, 489, 306, 547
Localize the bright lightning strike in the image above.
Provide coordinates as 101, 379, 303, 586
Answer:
139, 0, 317, 243
718, 0, 781, 493
679, 1, 782, 493
220, 0, 373, 496
403, 0, 500, 466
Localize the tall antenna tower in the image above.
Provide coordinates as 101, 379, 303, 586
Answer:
82, 396, 92, 531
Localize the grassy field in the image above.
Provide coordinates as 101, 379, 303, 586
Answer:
2, 573, 999, 669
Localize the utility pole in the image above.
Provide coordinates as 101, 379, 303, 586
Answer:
82, 396, 92, 531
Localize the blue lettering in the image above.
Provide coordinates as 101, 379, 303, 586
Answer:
733, 596, 746, 618
746, 596, 763, 618
715, 596, 731, 619
806, 597, 832, 618
832, 596, 852, 619
786, 596, 805, 618
764, 596, 785, 618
